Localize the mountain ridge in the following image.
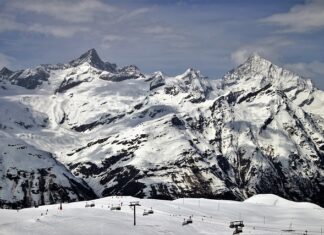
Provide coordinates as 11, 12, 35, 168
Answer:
0, 49, 324, 208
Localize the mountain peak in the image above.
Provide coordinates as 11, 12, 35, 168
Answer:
82, 48, 100, 60
224, 52, 315, 94
181, 68, 202, 78
245, 52, 271, 66
226, 52, 274, 78
69, 48, 107, 70
248, 52, 261, 60
0, 67, 13, 76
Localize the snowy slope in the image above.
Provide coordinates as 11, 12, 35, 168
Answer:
0, 131, 96, 208
0, 194, 323, 235
0, 49, 324, 208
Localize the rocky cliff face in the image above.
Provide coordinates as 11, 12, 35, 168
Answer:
0, 49, 323, 208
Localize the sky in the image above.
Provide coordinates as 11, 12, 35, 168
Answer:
1, 0, 324, 89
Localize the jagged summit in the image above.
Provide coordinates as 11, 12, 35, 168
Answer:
69, 48, 104, 68
118, 64, 141, 74
69, 48, 116, 71
0, 67, 13, 77
246, 52, 265, 62
238, 52, 273, 73
178, 68, 204, 80
223, 52, 314, 91
76, 48, 101, 63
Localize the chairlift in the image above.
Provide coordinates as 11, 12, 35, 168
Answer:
85, 202, 95, 207
143, 210, 149, 216
182, 217, 193, 226
148, 207, 154, 214
111, 205, 121, 210
282, 222, 295, 232
229, 221, 244, 228
182, 219, 189, 226
233, 227, 243, 234
230, 220, 244, 234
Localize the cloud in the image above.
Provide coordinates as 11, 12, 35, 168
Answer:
285, 61, 324, 78
231, 49, 251, 65
262, 0, 324, 33
101, 35, 126, 48
0, 1, 150, 38
0, 15, 89, 37
230, 37, 293, 64
28, 24, 90, 37
103, 35, 125, 43
142, 25, 173, 34
10, 0, 116, 23
0, 14, 22, 32
0, 53, 14, 69
116, 8, 151, 22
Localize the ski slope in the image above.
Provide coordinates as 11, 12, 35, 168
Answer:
0, 194, 323, 235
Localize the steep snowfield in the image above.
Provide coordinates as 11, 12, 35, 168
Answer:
0, 194, 323, 235
0, 131, 96, 208
1, 49, 324, 208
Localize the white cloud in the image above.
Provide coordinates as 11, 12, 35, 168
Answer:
101, 35, 126, 48
103, 35, 125, 43
116, 8, 151, 22
262, 0, 324, 33
142, 25, 173, 35
0, 53, 14, 69
285, 61, 324, 78
230, 49, 251, 64
230, 37, 293, 64
140, 25, 189, 48
28, 24, 89, 37
0, 14, 22, 32
10, 0, 116, 23
0, 10, 90, 37
0, 1, 150, 38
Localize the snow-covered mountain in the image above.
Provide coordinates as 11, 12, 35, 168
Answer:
0, 49, 324, 208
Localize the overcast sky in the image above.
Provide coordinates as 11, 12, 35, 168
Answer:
1, 0, 324, 89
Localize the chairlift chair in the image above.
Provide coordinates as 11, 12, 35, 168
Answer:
111, 205, 121, 210
182, 219, 189, 226
187, 217, 193, 224
229, 221, 244, 228
233, 227, 243, 234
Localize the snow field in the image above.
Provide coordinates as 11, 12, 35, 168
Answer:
0, 194, 323, 235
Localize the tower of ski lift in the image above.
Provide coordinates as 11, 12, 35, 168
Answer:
129, 201, 141, 226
